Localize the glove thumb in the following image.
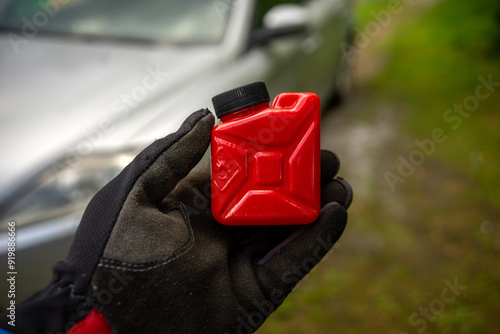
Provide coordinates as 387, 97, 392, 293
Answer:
135, 109, 214, 205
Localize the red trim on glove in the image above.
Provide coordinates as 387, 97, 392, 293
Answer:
67, 309, 113, 334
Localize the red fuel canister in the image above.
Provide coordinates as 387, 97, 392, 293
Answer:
211, 81, 321, 225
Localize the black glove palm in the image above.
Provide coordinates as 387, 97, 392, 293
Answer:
4, 109, 351, 334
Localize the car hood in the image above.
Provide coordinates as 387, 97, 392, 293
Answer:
0, 35, 222, 203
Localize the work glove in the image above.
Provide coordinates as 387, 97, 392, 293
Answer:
0, 109, 352, 334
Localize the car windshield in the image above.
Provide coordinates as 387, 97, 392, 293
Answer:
0, 0, 233, 44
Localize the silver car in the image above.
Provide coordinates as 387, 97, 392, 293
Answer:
0, 0, 352, 305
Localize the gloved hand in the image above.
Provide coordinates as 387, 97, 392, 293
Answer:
1, 109, 352, 334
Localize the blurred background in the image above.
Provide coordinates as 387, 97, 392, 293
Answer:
0, 0, 352, 305
260, 0, 500, 333
1, 0, 500, 332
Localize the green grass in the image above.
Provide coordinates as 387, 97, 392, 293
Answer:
258, 0, 500, 333
367, 0, 500, 205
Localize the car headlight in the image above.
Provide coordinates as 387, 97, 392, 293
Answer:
2, 151, 136, 229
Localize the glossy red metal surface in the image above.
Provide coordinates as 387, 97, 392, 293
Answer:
211, 93, 321, 225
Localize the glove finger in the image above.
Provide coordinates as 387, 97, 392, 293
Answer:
232, 150, 348, 258
253, 203, 347, 298
321, 149, 340, 184
321, 178, 353, 209
136, 109, 214, 205
61, 109, 214, 295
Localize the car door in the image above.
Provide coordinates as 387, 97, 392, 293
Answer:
251, 0, 351, 102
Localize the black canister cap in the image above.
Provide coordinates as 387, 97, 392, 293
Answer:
212, 81, 270, 119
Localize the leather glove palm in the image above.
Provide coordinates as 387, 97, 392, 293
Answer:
3, 109, 351, 334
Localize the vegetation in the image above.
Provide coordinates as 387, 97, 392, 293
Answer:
258, 0, 500, 333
